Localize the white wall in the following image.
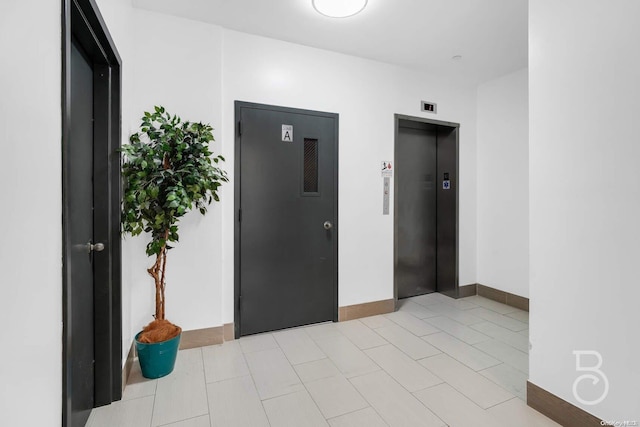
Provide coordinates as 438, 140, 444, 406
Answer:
129, 8, 225, 335
477, 68, 529, 297
99, 5, 227, 351
97, 0, 227, 359
529, 0, 640, 419
102, 14, 480, 334
219, 30, 478, 320
0, 3, 478, 423
0, 2, 62, 425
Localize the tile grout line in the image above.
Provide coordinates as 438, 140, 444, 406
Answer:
239, 339, 274, 427
294, 324, 391, 422
149, 372, 157, 427
483, 395, 521, 410
358, 300, 514, 407
349, 324, 449, 425
325, 402, 391, 427
466, 324, 531, 376
338, 362, 397, 427
469, 313, 528, 332
152, 347, 208, 427
418, 330, 503, 372
299, 322, 392, 425
370, 322, 446, 361
199, 347, 214, 427
345, 358, 448, 426
417, 310, 527, 370
334, 318, 393, 351
470, 339, 529, 375
277, 332, 341, 423
415, 298, 480, 312
468, 323, 529, 353
384, 313, 444, 338
423, 308, 525, 348
156, 413, 209, 427
366, 336, 446, 396
412, 367, 514, 414
422, 315, 494, 344
119, 390, 159, 403
477, 362, 528, 400
467, 304, 524, 321
407, 299, 529, 365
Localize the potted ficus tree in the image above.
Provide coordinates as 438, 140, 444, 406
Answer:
121, 106, 228, 379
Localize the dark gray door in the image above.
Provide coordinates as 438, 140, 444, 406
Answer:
68, 41, 95, 427
395, 118, 458, 299
396, 125, 438, 298
63, 2, 123, 424
237, 103, 338, 336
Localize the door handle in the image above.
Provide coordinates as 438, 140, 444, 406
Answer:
85, 241, 105, 253
323, 221, 333, 230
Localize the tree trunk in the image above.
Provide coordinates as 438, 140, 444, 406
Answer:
147, 230, 170, 320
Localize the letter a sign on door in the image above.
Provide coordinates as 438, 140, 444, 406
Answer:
282, 124, 293, 142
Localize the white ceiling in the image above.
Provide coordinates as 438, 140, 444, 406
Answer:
132, 0, 528, 86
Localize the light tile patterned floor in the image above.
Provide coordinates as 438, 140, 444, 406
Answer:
87, 294, 559, 427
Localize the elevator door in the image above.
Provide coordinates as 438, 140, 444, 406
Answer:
397, 125, 438, 298
395, 118, 458, 299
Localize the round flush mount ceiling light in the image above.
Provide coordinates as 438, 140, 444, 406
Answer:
312, 0, 368, 18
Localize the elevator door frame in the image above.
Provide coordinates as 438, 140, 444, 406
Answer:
393, 114, 460, 305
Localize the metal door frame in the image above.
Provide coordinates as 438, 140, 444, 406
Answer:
393, 114, 460, 304
234, 101, 339, 338
62, 0, 122, 421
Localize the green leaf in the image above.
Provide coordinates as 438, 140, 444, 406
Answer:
121, 106, 228, 258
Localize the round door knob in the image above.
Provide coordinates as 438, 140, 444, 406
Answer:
323, 221, 333, 230
91, 242, 105, 252
84, 241, 104, 254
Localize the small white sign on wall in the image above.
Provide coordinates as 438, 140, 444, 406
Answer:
443, 180, 451, 190
282, 124, 293, 142
381, 161, 393, 177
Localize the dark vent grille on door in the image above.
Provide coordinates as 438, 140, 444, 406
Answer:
303, 139, 319, 193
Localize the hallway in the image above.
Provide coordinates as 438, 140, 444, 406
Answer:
87, 294, 557, 427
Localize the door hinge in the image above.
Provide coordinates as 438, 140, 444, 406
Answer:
238, 209, 242, 222
238, 121, 242, 136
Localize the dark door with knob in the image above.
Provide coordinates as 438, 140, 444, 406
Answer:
63, 1, 123, 425
67, 40, 98, 427
235, 102, 338, 336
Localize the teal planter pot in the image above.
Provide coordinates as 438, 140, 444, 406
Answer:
135, 331, 181, 379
